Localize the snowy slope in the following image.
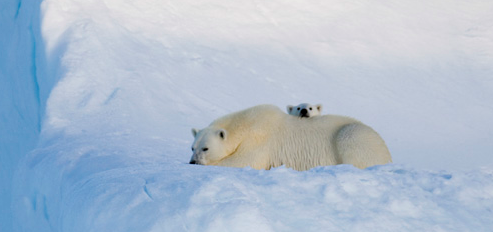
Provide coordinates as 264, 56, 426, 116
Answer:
31, 0, 493, 170
2, 0, 493, 231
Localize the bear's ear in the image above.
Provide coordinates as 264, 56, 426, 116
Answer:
217, 129, 227, 140
287, 105, 294, 114
191, 128, 199, 137
316, 104, 322, 113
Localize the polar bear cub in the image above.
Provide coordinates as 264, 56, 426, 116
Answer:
190, 104, 391, 171
287, 103, 322, 118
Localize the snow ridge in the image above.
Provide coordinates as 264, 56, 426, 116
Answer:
1, 0, 46, 230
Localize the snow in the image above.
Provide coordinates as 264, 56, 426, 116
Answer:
1, 0, 493, 231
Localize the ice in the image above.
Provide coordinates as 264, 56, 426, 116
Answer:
2, 0, 493, 231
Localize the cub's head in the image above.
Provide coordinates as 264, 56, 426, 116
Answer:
287, 103, 322, 118
189, 127, 228, 165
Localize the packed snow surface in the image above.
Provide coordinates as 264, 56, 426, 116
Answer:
2, 0, 493, 231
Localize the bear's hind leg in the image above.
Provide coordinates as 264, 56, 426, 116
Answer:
335, 123, 392, 169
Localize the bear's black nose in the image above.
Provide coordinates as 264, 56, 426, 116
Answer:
300, 108, 308, 117
189, 160, 197, 164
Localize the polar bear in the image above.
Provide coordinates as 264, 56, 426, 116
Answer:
287, 103, 322, 118
190, 104, 391, 171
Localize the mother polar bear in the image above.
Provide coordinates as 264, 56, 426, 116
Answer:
190, 104, 392, 171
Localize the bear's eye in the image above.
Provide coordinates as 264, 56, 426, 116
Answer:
191, 147, 195, 151
297, 107, 301, 110
309, 107, 312, 110
202, 148, 208, 152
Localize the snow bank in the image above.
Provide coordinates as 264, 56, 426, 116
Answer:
3, 0, 493, 231
12, 141, 493, 232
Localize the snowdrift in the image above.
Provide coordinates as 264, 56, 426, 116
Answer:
2, 0, 493, 231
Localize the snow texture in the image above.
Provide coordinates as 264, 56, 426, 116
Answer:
2, 0, 493, 231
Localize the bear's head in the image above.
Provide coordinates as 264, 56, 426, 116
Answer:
190, 127, 228, 165
287, 103, 322, 118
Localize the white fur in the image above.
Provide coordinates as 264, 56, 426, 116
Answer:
287, 103, 322, 118
190, 104, 392, 171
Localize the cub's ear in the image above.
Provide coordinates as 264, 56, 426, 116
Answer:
316, 104, 322, 112
191, 128, 199, 137
287, 105, 294, 114
217, 129, 227, 140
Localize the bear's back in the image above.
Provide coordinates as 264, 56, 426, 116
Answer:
272, 115, 360, 167
284, 114, 360, 134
